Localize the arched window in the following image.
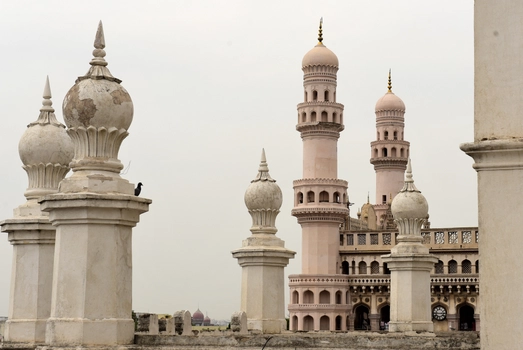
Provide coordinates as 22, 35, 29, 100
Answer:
377, 132, 380, 140
391, 147, 397, 157
324, 90, 329, 101
393, 131, 398, 140
303, 315, 314, 331
400, 148, 404, 157
320, 316, 330, 330
382, 148, 388, 157
333, 192, 340, 203
343, 193, 346, 203
319, 191, 329, 202
448, 260, 458, 274
321, 111, 328, 122
307, 191, 315, 203
313, 90, 318, 101
475, 260, 479, 273
301, 112, 306, 123
304, 91, 308, 102
335, 315, 342, 331
359, 261, 367, 275
333, 91, 336, 102
292, 291, 299, 304
303, 290, 314, 304
291, 316, 298, 331
384, 131, 389, 140
311, 111, 317, 122
319, 290, 330, 304
371, 261, 380, 274
333, 112, 338, 123
374, 149, 378, 157
340, 114, 343, 124
435, 260, 444, 274
335, 291, 342, 304
297, 192, 303, 204
462, 259, 472, 274
342, 261, 349, 275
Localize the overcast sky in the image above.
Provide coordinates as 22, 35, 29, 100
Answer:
0, 1, 475, 320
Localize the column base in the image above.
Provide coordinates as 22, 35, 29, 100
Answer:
388, 320, 434, 333
4, 319, 47, 343
45, 318, 134, 346
247, 318, 286, 334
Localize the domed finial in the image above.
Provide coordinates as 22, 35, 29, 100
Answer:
318, 17, 323, 44
31, 76, 62, 127
399, 158, 420, 193
387, 69, 392, 93
252, 148, 275, 182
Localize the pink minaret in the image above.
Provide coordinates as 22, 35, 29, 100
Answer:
292, 20, 348, 275
370, 71, 409, 224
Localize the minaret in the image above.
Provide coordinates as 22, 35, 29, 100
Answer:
370, 71, 409, 224
292, 19, 348, 275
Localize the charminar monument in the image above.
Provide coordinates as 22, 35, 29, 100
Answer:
0, 1, 520, 349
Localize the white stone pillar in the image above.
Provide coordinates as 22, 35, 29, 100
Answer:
382, 160, 437, 333
232, 150, 295, 334
461, 2, 523, 348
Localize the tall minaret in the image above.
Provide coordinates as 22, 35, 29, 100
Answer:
370, 71, 409, 224
292, 20, 348, 275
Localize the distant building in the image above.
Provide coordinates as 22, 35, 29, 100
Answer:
192, 309, 212, 326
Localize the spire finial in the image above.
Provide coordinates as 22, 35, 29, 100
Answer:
367, 192, 370, 204
318, 17, 323, 44
252, 148, 275, 182
388, 69, 392, 93
31, 76, 62, 127
41, 76, 53, 113
399, 158, 420, 193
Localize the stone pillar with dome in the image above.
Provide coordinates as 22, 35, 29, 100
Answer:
0, 77, 73, 343
232, 150, 295, 334
382, 160, 437, 333
38, 22, 151, 346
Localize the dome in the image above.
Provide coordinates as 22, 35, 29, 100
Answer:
192, 309, 204, 321
62, 21, 133, 131
19, 77, 74, 167
391, 160, 428, 219
204, 315, 211, 323
244, 150, 282, 211
302, 43, 339, 68
375, 92, 405, 112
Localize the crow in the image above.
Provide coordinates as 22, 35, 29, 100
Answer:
135, 182, 143, 196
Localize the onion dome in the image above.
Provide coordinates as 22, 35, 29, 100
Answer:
62, 21, 133, 131
192, 309, 204, 321
204, 314, 211, 324
244, 149, 282, 212
375, 70, 405, 111
391, 159, 428, 219
302, 18, 339, 68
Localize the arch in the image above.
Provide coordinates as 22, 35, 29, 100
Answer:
341, 261, 349, 275
335, 315, 342, 330
384, 131, 389, 140
303, 290, 314, 304
335, 290, 342, 304
333, 112, 338, 123
462, 259, 472, 274
319, 290, 330, 304
377, 132, 380, 140
321, 111, 328, 122
292, 290, 299, 304
354, 304, 370, 330
358, 261, 367, 275
307, 191, 315, 203
333, 91, 336, 102
291, 315, 298, 330
319, 191, 329, 202
393, 131, 398, 140
391, 147, 397, 157
400, 148, 404, 157
370, 261, 380, 274
297, 192, 303, 204
301, 112, 306, 123
458, 304, 475, 331
303, 315, 314, 331
351, 260, 356, 275
382, 148, 388, 157
379, 305, 390, 330
343, 193, 346, 203
374, 148, 379, 157
311, 111, 317, 122
435, 260, 444, 274
304, 91, 308, 102
333, 191, 341, 203
448, 260, 458, 274
313, 90, 318, 101
475, 260, 479, 273
324, 90, 329, 101
320, 316, 330, 330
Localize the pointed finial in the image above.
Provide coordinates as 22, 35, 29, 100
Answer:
318, 17, 323, 44
30, 76, 63, 127
41, 76, 53, 113
252, 148, 275, 182
94, 21, 105, 49
399, 158, 420, 192
367, 192, 370, 204
387, 69, 392, 93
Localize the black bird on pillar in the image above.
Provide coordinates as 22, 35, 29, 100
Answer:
135, 182, 143, 196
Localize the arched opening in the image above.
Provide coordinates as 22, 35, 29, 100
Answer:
319, 191, 329, 202
382, 148, 388, 157
448, 260, 458, 274
340, 114, 343, 124
303, 290, 314, 304
377, 132, 380, 140
301, 112, 306, 123
393, 131, 398, 140
313, 90, 318, 101
435, 260, 444, 274
333, 112, 338, 123
292, 316, 298, 330
321, 111, 328, 122
320, 316, 330, 330
462, 259, 472, 274
380, 305, 390, 330
358, 261, 367, 275
335, 291, 342, 304
335, 315, 342, 330
324, 90, 329, 101
311, 111, 317, 122
342, 261, 349, 275
333, 91, 336, 102
384, 131, 389, 140
459, 305, 475, 331
333, 192, 340, 203
304, 91, 308, 102
292, 291, 299, 304
475, 260, 479, 273
383, 262, 391, 275
319, 290, 330, 304
400, 148, 404, 157
303, 315, 314, 331
354, 305, 370, 330
374, 148, 379, 157
391, 147, 397, 157
370, 261, 380, 274
297, 192, 303, 204
343, 193, 346, 203
351, 260, 356, 275
307, 191, 315, 203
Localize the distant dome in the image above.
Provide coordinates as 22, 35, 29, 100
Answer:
375, 92, 405, 112
204, 315, 211, 323
302, 43, 339, 68
192, 309, 204, 321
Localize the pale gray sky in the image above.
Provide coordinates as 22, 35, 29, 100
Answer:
0, 1, 475, 320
